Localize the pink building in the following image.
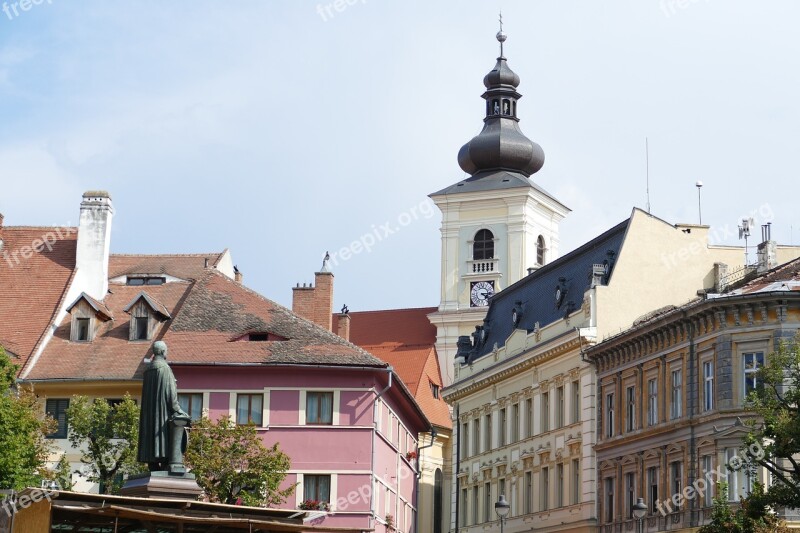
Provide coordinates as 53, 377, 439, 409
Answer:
167, 265, 430, 533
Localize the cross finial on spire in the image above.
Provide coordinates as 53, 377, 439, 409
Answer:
496, 11, 507, 57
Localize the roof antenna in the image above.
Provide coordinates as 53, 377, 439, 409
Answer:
496, 11, 506, 57
645, 137, 651, 213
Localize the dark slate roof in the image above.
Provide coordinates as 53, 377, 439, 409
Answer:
470, 217, 630, 362
431, 169, 566, 208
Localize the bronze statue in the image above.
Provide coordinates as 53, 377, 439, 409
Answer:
137, 341, 191, 474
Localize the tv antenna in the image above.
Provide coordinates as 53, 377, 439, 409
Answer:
645, 138, 651, 213
739, 217, 754, 265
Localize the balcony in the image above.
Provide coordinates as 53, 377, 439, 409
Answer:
466, 258, 499, 276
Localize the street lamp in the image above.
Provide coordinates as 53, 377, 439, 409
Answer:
495, 494, 510, 533
633, 497, 647, 533
695, 181, 704, 225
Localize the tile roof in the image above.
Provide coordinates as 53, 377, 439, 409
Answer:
0, 226, 78, 369
109, 253, 223, 280
732, 257, 800, 294
348, 307, 451, 429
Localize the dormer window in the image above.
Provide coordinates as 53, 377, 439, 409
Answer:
127, 276, 166, 286
66, 293, 113, 343
123, 292, 171, 342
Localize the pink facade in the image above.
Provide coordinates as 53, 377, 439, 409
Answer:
174, 365, 429, 533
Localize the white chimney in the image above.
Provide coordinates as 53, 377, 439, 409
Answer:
75, 191, 114, 300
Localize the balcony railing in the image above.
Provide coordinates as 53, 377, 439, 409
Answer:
467, 259, 499, 274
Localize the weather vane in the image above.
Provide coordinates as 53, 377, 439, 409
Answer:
496, 10, 507, 57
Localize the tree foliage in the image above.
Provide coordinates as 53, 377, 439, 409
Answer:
185, 415, 295, 506
699, 483, 789, 533
743, 335, 800, 510
0, 346, 54, 490
65, 394, 142, 494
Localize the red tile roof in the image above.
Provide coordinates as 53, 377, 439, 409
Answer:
0, 226, 77, 369
109, 253, 223, 280
348, 308, 451, 429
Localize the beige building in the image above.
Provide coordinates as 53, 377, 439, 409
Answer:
442, 208, 800, 533
588, 256, 800, 532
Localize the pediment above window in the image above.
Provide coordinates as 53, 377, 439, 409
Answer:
66, 293, 113, 342
123, 292, 170, 342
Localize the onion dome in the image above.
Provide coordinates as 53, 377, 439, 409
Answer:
457, 31, 545, 177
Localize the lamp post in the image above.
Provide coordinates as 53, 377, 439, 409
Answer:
633, 497, 647, 533
695, 181, 704, 225
495, 494, 510, 533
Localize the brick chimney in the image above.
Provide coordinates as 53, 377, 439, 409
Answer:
757, 223, 777, 273
291, 253, 334, 331
75, 191, 114, 301
337, 312, 351, 341
234, 265, 243, 283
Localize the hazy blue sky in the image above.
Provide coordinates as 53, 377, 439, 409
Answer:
1, 1, 798, 312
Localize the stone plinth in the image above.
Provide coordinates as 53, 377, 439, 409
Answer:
120, 472, 202, 500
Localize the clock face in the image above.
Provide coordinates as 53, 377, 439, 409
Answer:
470, 281, 495, 307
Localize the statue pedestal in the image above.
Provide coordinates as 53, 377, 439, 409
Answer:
120, 471, 203, 500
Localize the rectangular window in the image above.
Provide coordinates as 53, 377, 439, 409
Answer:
306, 391, 334, 425
542, 392, 550, 432
572, 380, 581, 424
605, 393, 615, 438
671, 462, 682, 503
237, 394, 263, 425
134, 316, 149, 340
625, 472, 635, 519
743, 352, 764, 397
75, 317, 90, 342
484, 482, 491, 523
626, 386, 635, 432
472, 485, 479, 525
572, 459, 580, 505
648, 467, 659, 514
46, 399, 69, 438
178, 393, 203, 421
671, 369, 682, 419
460, 488, 468, 527
541, 467, 549, 511
647, 378, 658, 426
526, 398, 533, 438
303, 474, 331, 503
556, 386, 564, 428
431, 383, 440, 399
499, 478, 506, 503
702, 455, 713, 506
524, 471, 532, 514
484, 413, 492, 452
726, 448, 751, 501
461, 422, 469, 459
605, 477, 614, 523
472, 418, 480, 456
704, 361, 714, 411
557, 463, 564, 508
499, 408, 507, 447
512, 403, 520, 443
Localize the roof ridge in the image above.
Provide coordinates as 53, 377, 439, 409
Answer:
347, 306, 438, 314
111, 252, 223, 258
0, 225, 78, 231
202, 270, 387, 366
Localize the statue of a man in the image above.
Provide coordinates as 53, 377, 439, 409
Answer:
138, 341, 191, 474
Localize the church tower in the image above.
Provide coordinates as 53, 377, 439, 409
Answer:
429, 28, 570, 385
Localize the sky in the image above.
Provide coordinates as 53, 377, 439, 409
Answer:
1, 1, 798, 312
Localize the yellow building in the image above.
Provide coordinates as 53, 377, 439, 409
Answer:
588, 257, 800, 532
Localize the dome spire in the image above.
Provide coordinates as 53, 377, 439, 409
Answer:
456, 25, 545, 178
497, 11, 506, 57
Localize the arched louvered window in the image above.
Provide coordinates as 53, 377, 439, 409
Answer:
537, 235, 546, 266
473, 230, 495, 260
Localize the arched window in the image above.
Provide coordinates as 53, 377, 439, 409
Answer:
536, 235, 546, 265
434, 469, 443, 533
473, 229, 495, 260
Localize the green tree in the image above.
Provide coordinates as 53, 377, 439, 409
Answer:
743, 335, 800, 510
185, 415, 295, 506
0, 346, 54, 490
65, 395, 142, 494
699, 483, 789, 533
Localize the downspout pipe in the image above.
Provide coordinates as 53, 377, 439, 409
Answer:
454, 403, 460, 533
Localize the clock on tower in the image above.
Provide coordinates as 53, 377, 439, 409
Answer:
470, 281, 495, 307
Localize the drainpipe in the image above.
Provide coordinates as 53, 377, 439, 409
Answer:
371, 366, 394, 529
454, 403, 460, 533
687, 317, 698, 527
414, 428, 438, 533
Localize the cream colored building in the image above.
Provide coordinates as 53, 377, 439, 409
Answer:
442, 208, 800, 533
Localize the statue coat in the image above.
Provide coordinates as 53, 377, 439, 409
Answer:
137, 357, 183, 464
